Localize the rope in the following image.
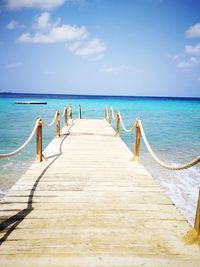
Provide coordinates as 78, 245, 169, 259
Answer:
110, 107, 115, 120
118, 112, 135, 133
0, 118, 41, 159
138, 120, 200, 170
61, 107, 66, 118
43, 111, 58, 127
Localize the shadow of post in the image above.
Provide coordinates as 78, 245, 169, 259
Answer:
0, 134, 68, 246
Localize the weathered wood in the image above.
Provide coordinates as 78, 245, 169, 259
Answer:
104, 106, 108, 120
64, 107, 68, 126
115, 112, 120, 137
79, 105, 82, 119
68, 106, 73, 125
36, 118, 43, 162
133, 120, 141, 162
194, 189, 200, 235
0, 119, 199, 266
69, 106, 72, 120
56, 111, 60, 137
109, 107, 113, 124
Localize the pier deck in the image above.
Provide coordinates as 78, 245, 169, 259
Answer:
0, 119, 199, 266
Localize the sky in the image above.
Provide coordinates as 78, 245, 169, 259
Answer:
0, 0, 200, 97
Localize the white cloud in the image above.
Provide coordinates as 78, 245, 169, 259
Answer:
17, 22, 88, 44
68, 41, 83, 52
175, 23, 200, 72
17, 12, 106, 59
100, 65, 129, 74
5, 62, 23, 69
68, 38, 106, 58
6, 20, 18, 30
185, 44, 200, 56
34, 12, 52, 31
176, 61, 192, 69
6, 0, 66, 10
50, 24, 87, 42
186, 23, 200, 38
100, 67, 115, 73
175, 55, 200, 71
74, 38, 106, 56
92, 54, 104, 61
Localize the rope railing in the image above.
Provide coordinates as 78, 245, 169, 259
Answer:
138, 120, 200, 171
61, 106, 67, 118
105, 105, 200, 170
0, 118, 41, 159
106, 105, 200, 234
104, 106, 116, 124
104, 105, 200, 171
0, 105, 79, 161
43, 110, 58, 127
110, 107, 115, 120
118, 112, 135, 133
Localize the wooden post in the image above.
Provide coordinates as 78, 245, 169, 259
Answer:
104, 106, 108, 120
79, 105, 82, 119
115, 112, 120, 137
194, 189, 200, 235
133, 120, 141, 162
36, 118, 43, 162
69, 106, 72, 120
109, 108, 113, 124
64, 107, 68, 126
56, 111, 60, 137
68, 106, 72, 125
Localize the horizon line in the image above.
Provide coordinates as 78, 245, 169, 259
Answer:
0, 91, 200, 100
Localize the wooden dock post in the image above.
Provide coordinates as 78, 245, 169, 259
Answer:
65, 107, 68, 126
194, 189, 200, 235
133, 120, 141, 162
68, 106, 73, 125
109, 107, 113, 124
56, 111, 61, 137
69, 106, 72, 120
104, 106, 108, 120
115, 112, 120, 137
36, 118, 43, 162
79, 105, 82, 119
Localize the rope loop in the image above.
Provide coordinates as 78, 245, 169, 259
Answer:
118, 112, 135, 133
61, 107, 66, 118
0, 118, 41, 159
110, 107, 116, 120
138, 120, 200, 170
43, 110, 58, 127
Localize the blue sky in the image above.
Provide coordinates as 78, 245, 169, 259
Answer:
0, 0, 200, 97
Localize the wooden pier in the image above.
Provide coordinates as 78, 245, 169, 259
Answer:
0, 119, 199, 266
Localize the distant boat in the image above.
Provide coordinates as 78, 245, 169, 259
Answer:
15, 101, 47, 105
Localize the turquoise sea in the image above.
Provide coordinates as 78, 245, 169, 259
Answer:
0, 93, 200, 225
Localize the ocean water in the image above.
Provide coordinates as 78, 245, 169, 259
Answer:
0, 93, 200, 225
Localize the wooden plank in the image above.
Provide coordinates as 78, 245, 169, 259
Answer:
0, 119, 199, 267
